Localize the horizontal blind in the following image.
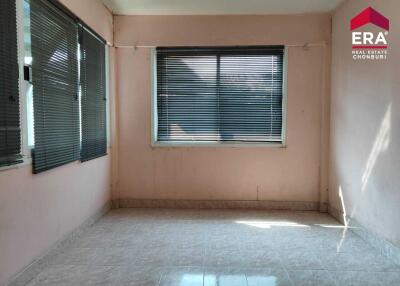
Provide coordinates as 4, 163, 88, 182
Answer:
156, 46, 284, 143
31, 0, 80, 173
0, 0, 22, 167
80, 27, 107, 161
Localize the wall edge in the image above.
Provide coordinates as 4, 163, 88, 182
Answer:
328, 204, 400, 266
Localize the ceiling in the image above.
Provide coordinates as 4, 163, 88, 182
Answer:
103, 0, 345, 15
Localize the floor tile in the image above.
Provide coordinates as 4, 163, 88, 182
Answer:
286, 270, 336, 286
93, 247, 135, 266
168, 247, 205, 266
27, 265, 121, 286
204, 249, 244, 267
204, 268, 248, 286
240, 249, 284, 268
159, 267, 203, 286
278, 250, 324, 270
26, 265, 81, 286
74, 265, 122, 286
116, 265, 162, 286
71, 231, 115, 248
330, 271, 400, 286
52, 247, 98, 265
379, 272, 400, 286
320, 252, 400, 271
246, 268, 293, 286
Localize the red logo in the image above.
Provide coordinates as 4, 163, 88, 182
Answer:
350, 7, 389, 50
350, 7, 389, 31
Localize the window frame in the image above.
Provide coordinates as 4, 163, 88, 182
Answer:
151, 46, 288, 148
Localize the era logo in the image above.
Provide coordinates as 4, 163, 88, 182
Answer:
350, 7, 389, 49
352, 31, 388, 45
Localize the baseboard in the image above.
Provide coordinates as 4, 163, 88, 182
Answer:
319, 202, 328, 213
111, 198, 120, 209
114, 198, 320, 211
327, 204, 346, 224
6, 202, 111, 286
328, 205, 400, 266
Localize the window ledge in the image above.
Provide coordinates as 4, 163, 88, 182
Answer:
0, 157, 32, 172
151, 141, 285, 148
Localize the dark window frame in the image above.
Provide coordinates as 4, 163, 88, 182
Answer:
153, 46, 287, 147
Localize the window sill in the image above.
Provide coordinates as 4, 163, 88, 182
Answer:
0, 157, 32, 172
151, 141, 285, 148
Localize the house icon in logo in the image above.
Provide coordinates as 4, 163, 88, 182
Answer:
350, 7, 389, 31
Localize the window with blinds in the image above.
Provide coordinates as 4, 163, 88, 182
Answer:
30, 0, 80, 173
155, 46, 285, 144
80, 27, 107, 161
0, 0, 22, 167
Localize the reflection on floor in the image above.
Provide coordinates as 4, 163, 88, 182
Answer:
27, 209, 400, 286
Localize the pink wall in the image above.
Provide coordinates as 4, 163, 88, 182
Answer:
0, 159, 110, 285
114, 15, 331, 202
0, 1, 113, 285
329, 0, 400, 246
60, 0, 113, 44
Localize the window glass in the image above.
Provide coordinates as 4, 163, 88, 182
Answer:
155, 47, 285, 145
23, 0, 35, 147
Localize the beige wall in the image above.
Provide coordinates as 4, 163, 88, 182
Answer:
114, 15, 331, 202
0, 1, 113, 285
329, 0, 400, 246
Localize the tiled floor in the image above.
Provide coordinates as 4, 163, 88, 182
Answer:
26, 209, 400, 286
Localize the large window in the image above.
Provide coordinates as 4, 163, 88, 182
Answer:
25, 0, 108, 173
0, 0, 107, 172
154, 46, 286, 146
0, 0, 111, 173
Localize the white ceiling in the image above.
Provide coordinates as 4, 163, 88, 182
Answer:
103, 0, 345, 15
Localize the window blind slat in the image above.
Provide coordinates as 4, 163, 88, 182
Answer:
80, 27, 107, 162
0, 0, 22, 167
31, 0, 80, 173
156, 46, 284, 143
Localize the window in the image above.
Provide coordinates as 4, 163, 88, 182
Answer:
154, 46, 286, 146
24, 0, 108, 173
80, 27, 107, 161
0, 0, 108, 173
29, 0, 80, 173
0, 0, 22, 167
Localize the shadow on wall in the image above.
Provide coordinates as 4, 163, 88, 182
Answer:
335, 102, 393, 241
